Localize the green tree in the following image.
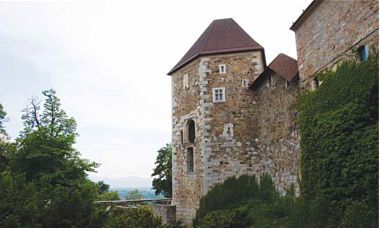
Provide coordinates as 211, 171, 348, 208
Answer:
152, 144, 172, 198
10, 89, 98, 183
103, 205, 163, 228
125, 189, 143, 200
0, 103, 6, 136
0, 89, 103, 227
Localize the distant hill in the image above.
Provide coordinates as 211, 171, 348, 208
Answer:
113, 187, 164, 200
89, 175, 152, 189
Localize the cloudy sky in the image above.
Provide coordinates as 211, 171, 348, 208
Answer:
0, 0, 312, 186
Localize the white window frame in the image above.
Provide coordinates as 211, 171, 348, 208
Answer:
183, 74, 189, 89
219, 64, 227, 74
242, 79, 249, 88
212, 87, 226, 103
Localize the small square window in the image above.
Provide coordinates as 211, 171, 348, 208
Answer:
219, 64, 226, 74
212, 87, 226, 102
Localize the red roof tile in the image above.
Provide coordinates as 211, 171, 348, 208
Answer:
250, 53, 298, 89
168, 18, 264, 75
268, 53, 299, 81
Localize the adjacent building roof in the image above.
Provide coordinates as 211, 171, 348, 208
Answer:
168, 18, 264, 75
250, 53, 298, 89
290, 0, 323, 31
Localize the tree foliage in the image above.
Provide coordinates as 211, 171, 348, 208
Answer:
0, 90, 105, 227
152, 144, 172, 198
125, 189, 143, 200
194, 174, 291, 227
0, 103, 6, 136
103, 205, 163, 228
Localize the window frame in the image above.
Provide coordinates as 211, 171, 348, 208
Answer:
212, 87, 226, 103
219, 64, 227, 74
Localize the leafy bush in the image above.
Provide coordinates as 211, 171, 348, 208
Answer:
103, 205, 163, 228
194, 174, 293, 227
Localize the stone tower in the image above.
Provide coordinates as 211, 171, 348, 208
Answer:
167, 18, 267, 223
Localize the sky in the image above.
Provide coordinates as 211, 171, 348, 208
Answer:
0, 0, 312, 186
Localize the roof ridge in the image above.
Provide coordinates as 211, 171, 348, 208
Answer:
199, 20, 215, 55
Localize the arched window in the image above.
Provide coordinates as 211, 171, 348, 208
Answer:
187, 119, 195, 143
187, 147, 194, 173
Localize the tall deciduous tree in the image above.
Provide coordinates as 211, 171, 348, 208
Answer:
151, 144, 172, 198
0, 89, 103, 227
10, 89, 98, 182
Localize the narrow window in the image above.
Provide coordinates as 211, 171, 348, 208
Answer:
252, 58, 261, 72
223, 123, 234, 138
187, 147, 194, 173
242, 79, 249, 88
183, 74, 189, 89
219, 64, 226, 74
180, 130, 184, 144
212, 88, 226, 102
187, 119, 195, 143
270, 75, 275, 86
357, 45, 369, 61
285, 81, 288, 89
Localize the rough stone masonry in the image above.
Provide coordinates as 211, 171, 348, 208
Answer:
168, 18, 300, 225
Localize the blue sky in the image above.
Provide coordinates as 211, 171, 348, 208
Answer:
0, 0, 312, 185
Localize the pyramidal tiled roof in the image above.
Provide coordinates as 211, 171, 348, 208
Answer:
168, 18, 264, 75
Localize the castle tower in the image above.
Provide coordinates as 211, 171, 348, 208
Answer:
167, 18, 267, 223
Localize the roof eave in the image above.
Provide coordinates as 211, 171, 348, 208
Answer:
290, 0, 324, 31
167, 47, 264, 75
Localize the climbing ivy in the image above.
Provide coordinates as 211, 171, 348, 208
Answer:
298, 55, 378, 225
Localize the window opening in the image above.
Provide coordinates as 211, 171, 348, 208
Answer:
187, 147, 194, 173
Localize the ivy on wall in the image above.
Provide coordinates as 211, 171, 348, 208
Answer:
298, 55, 378, 222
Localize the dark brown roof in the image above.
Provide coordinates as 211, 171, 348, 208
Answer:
268, 53, 298, 81
250, 53, 298, 89
290, 0, 323, 31
168, 18, 264, 75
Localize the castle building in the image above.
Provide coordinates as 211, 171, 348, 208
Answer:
167, 18, 300, 224
290, 0, 379, 88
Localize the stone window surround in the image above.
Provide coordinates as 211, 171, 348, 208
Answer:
242, 79, 249, 88
183, 74, 189, 89
183, 118, 196, 145
186, 147, 194, 174
212, 87, 226, 103
219, 64, 227, 74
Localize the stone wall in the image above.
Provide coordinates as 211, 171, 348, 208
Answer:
293, 0, 379, 87
202, 51, 264, 189
172, 50, 301, 225
250, 73, 300, 195
171, 57, 203, 224
152, 204, 176, 225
